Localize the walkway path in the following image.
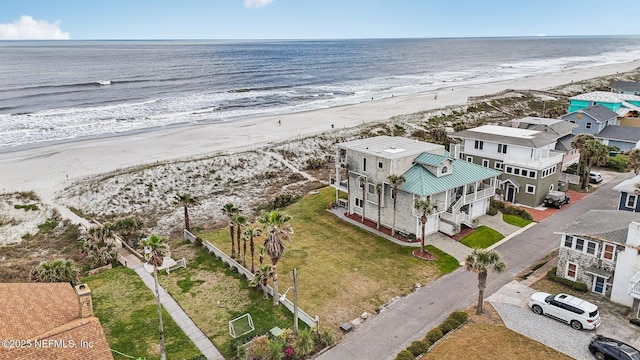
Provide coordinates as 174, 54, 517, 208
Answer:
121, 251, 224, 360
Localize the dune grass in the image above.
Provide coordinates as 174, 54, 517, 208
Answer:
85, 267, 202, 360
199, 186, 459, 330
459, 226, 504, 249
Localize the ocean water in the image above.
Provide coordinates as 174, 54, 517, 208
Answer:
1, 36, 640, 150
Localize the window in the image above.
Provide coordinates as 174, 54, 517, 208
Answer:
363, 158, 367, 171
482, 159, 489, 167
505, 166, 513, 174
466, 156, 473, 163
355, 198, 363, 208
525, 184, 535, 194
514, 168, 520, 175
564, 235, 573, 248
368, 183, 375, 195
603, 244, 615, 261
529, 171, 536, 179
378, 162, 383, 169
586, 122, 592, 129
442, 165, 448, 174
474, 140, 484, 150
549, 184, 554, 191
576, 238, 584, 251
586, 242, 597, 255
498, 144, 508, 154
627, 194, 637, 209
521, 170, 528, 177
569, 120, 576, 123
495, 162, 503, 170
567, 262, 577, 280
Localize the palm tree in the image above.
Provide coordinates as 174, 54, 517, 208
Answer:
83, 226, 117, 267
246, 224, 262, 273
571, 133, 593, 187
388, 174, 406, 236
258, 245, 266, 267
251, 264, 273, 299
465, 248, 506, 315
221, 203, 239, 258
234, 215, 247, 261
174, 193, 200, 232
629, 148, 640, 175
375, 183, 383, 230
141, 234, 170, 360
415, 198, 438, 255
30, 259, 79, 285
580, 140, 608, 189
111, 216, 144, 248
359, 176, 367, 222
258, 210, 294, 306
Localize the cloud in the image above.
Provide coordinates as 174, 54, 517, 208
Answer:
244, 0, 273, 9
0, 16, 70, 40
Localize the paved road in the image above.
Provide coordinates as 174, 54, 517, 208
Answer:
317, 172, 632, 360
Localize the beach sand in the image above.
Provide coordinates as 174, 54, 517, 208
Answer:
1, 60, 639, 210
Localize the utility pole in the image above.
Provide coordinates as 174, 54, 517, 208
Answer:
293, 267, 299, 335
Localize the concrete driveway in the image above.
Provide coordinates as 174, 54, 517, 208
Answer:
488, 280, 640, 359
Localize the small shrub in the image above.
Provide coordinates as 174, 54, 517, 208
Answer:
407, 340, 428, 357
314, 326, 336, 348
448, 310, 469, 325
605, 155, 628, 172
438, 318, 459, 335
395, 349, 415, 360
38, 219, 59, 232
486, 206, 498, 216
423, 327, 443, 344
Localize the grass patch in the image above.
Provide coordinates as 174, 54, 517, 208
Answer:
530, 277, 587, 298
425, 305, 573, 359
85, 267, 202, 360
502, 214, 533, 227
199, 186, 458, 331
459, 226, 504, 249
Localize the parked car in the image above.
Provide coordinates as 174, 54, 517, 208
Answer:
589, 335, 640, 360
528, 292, 600, 330
544, 190, 570, 208
590, 172, 603, 184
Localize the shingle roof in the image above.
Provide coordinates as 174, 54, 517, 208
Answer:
612, 81, 640, 93
563, 210, 640, 244
505, 117, 578, 137
400, 152, 501, 196
452, 125, 558, 148
570, 91, 640, 102
555, 134, 575, 152
580, 104, 619, 122
597, 125, 640, 143
0, 283, 113, 360
613, 174, 640, 193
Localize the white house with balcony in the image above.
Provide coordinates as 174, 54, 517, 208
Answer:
330, 136, 501, 237
452, 122, 566, 207
556, 210, 640, 316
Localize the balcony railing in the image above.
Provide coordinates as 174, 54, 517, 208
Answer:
502, 153, 563, 169
329, 175, 348, 193
463, 186, 495, 203
629, 271, 640, 299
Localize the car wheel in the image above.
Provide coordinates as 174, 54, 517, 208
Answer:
570, 320, 582, 330
532, 305, 543, 315
594, 351, 605, 360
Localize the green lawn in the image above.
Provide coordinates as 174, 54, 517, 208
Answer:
85, 266, 202, 360
459, 226, 505, 249
158, 246, 300, 359
502, 213, 533, 227
199, 186, 459, 330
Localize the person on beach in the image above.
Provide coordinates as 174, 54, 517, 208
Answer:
278, 119, 281, 125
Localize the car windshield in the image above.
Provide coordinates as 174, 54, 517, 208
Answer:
545, 294, 554, 303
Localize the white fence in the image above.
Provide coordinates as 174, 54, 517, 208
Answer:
184, 229, 317, 328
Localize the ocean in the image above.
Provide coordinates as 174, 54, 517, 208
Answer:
1, 36, 640, 150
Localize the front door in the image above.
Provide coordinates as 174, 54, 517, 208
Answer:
593, 276, 606, 295
506, 186, 515, 203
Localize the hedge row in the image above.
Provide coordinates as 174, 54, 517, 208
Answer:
394, 310, 469, 360
489, 199, 533, 220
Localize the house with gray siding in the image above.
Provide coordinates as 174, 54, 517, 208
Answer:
561, 104, 640, 151
331, 136, 500, 238
556, 210, 640, 316
612, 81, 640, 96
452, 123, 565, 207
613, 174, 640, 212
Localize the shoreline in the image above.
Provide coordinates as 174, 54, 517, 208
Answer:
1, 60, 639, 199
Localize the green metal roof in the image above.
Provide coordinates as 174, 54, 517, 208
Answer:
400, 152, 502, 196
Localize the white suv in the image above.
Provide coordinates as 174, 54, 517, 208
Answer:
528, 292, 601, 330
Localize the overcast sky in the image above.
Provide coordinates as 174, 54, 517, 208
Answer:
1, 0, 640, 40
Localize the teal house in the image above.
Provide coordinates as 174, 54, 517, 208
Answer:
568, 91, 640, 116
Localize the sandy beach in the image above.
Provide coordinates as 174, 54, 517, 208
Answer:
1, 60, 639, 204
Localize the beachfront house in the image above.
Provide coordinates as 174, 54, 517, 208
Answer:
560, 104, 640, 151
556, 210, 640, 316
613, 174, 640, 212
330, 136, 501, 237
611, 81, 640, 96
451, 122, 566, 208
568, 91, 640, 127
